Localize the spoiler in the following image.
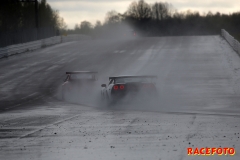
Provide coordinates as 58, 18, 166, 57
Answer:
66, 71, 98, 80
109, 75, 157, 80
66, 71, 97, 74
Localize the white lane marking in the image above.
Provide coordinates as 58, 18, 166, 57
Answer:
69, 58, 76, 62
21, 92, 38, 100
130, 51, 137, 55
114, 50, 126, 53
138, 52, 151, 61
5, 95, 44, 110
54, 59, 67, 64
46, 65, 59, 71
5, 104, 22, 110
20, 113, 84, 138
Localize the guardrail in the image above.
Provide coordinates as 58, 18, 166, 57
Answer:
221, 29, 240, 55
0, 34, 91, 59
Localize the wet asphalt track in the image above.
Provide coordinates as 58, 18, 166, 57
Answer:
0, 36, 240, 160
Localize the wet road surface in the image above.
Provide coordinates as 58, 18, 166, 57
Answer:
0, 36, 240, 159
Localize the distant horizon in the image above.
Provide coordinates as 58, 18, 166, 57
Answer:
47, 0, 240, 29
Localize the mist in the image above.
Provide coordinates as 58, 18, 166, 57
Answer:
54, 36, 195, 114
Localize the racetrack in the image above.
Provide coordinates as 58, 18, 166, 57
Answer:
1, 36, 240, 160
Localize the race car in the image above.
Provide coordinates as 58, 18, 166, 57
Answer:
62, 71, 97, 100
101, 75, 157, 104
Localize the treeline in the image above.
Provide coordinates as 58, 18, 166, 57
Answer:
69, 0, 240, 39
0, 0, 67, 32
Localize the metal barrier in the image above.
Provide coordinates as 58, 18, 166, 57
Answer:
221, 29, 240, 55
0, 34, 90, 58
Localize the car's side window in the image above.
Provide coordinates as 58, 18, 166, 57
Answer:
108, 79, 113, 85
65, 75, 70, 82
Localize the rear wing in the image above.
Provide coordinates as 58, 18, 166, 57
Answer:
109, 75, 157, 80
109, 75, 157, 84
66, 71, 98, 80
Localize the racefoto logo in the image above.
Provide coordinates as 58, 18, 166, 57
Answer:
187, 147, 236, 156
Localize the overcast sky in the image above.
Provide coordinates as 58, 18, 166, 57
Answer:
47, 0, 240, 29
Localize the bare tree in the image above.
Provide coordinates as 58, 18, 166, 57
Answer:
127, 0, 151, 19
80, 21, 92, 34
53, 10, 67, 31
152, 2, 171, 20
74, 24, 79, 30
105, 10, 122, 24
95, 20, 102, 28
57, 17, 67, 31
